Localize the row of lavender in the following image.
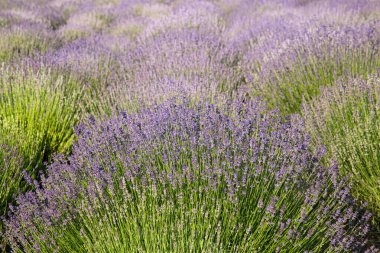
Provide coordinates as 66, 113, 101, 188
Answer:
0, 0, 379, 252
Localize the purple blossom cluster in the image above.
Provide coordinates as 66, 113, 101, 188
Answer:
5, 99, 373, 252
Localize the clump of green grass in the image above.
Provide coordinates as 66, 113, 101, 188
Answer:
301, 75, 380, 246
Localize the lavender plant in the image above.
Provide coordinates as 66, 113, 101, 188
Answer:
40, 36, 117, 80
247, 21, 380, 114
0, 146, 22, 214
0, 145, 23, 250
139, 1, 225, 40
51, 29, 243, 118
226, 0, 380, 114
0, 24, 59, 63
5, 99, 373, 252
0, 65, 83, 248
302, 75, 380, 246
38, 35, 129, 117
109, 29, 242, 113
0, 65, 83, 173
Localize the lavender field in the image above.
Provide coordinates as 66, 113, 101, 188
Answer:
0, 0, 379, 252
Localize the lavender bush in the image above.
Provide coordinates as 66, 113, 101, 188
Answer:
302, 75, 380, 246
138, 1, 225, 39
5, 99, 373, 252
0, 65, 83, 172
240, 16, 379, 113
0, 145, 23, 250
221, 0, 379, 113
115, 29, 242, 109
0, 65, 83, 249
0, 24, 59, 63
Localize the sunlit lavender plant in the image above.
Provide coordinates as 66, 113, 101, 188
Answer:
108, 29, 242, 113
302, 75, 380, 246
2, 0, 67, 30
47, 28, 243, 118
0, 64, 84, 250
132, 2, 172, 20
108, 15, 147, 39
139, 0, 225, 40
0, 65, 81, 170
5, 98, 373, 252
57, 1, 116, 41
27, 35, 127, 118
237, 1, 380, 114
0, 24, 59, 63
41, 36, 117, 79
0, 145, 23, 250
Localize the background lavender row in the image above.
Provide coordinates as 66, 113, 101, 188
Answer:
1, 0, 378, 113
